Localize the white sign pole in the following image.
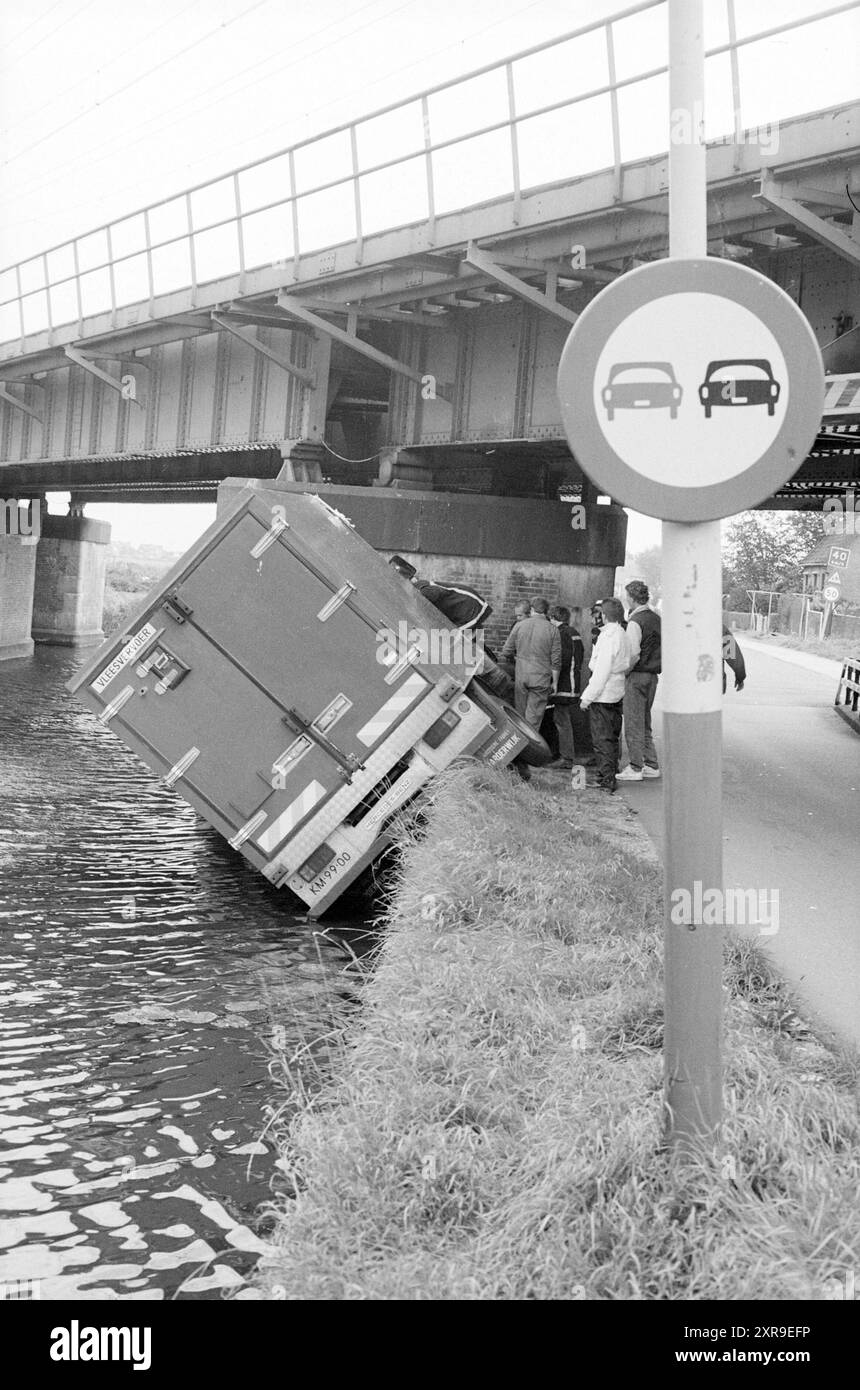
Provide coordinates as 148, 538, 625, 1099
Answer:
663, 0, 724, 1150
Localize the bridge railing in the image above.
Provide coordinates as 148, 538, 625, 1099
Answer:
1, 0, 858, 355
835, 654, 860, 732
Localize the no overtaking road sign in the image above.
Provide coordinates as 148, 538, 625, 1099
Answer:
557, 258, 825, 522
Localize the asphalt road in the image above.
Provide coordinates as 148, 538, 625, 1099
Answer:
620, 641, 860, 1049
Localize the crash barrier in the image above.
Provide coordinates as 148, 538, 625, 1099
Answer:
835, 655, 860, 733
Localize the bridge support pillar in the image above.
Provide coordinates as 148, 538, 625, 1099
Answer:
276, 438, 326, 483
0, 504, 38, 661
31, 513, 111, 647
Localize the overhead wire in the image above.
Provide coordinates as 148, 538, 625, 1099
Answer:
1, 0, 273, 168
1, 0, 407, 205
1, 0, 208, 138
2, 0, 552, 238
0, 0, 68, 52
2, 0, 101, 65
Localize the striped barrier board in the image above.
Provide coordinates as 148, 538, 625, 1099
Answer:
835, 655, 860, 733
823, 375, 860, 418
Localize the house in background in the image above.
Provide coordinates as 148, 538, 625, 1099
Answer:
797, 531, 860, 639
801, 532, 860, 611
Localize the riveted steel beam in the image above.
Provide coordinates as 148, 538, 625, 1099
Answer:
210, 313, 316, 387
478, 250, 617, 283
63, 345, 144, 406
0, 384, 42, 423
464, 242, 580, 325
218, 306, 316, 335
276, 293, 453, 403
755, 175, 860, 268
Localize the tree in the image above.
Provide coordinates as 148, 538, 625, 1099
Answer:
721, 512, 824, 596
619, 544, 662, 598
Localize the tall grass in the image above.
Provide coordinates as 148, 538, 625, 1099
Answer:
259, 764, 859, 1300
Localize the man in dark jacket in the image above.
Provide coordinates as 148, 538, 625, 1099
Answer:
723, 627, 746, 692
545, 605, 584, 769
617, 580, 661, 782
388, 556, 492, 632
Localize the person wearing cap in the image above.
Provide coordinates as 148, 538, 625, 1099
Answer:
617, 580, 662, 782
388, 556, 492, 631
579, 597, 631, 793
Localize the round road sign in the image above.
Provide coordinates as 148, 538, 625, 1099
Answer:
823, 586, 840, 601
557, 258, 825, 521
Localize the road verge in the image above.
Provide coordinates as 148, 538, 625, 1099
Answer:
258, 763, 859, 1300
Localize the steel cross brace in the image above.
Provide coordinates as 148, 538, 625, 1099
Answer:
755, 175, 860, 270
211, 313, 316, 387
464, 242, 580, 324
276, 293, 453, 403
63, 345, 144, 406
0, 384, 42, 423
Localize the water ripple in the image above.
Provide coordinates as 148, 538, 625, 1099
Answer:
0, 648, 357, 1299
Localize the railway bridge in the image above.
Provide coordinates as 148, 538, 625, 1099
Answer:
1, 0, 859, 656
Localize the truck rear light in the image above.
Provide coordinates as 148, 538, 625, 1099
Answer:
422, 709, 461, 748
297, 843, 336, 882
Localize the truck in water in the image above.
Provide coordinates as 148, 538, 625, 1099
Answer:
69, 481, 548, 916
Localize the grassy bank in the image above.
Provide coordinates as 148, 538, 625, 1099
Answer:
758, 631, 857, 663
102, 560, 162, 638
259, 765, 859, 1300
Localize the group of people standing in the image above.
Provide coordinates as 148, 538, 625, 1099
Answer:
502, 581, 663, 794
386, 555, 745, 796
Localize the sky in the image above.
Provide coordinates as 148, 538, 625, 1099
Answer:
0, 0, 856, 556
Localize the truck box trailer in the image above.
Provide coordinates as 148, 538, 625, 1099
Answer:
68, 483, 545, 915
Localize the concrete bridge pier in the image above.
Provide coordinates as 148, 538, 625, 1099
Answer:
31, 512, 111, 648
0, 502, 39, 661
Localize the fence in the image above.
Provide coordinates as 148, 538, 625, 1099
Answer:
1, 0, 858, 352
835, 655, 860, 732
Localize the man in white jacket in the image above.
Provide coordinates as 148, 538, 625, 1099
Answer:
579, 597, 631, 793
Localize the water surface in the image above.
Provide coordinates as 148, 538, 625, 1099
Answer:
0, 648, 359, 1300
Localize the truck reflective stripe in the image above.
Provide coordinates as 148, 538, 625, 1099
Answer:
164, 746, 200, 787
256, 780, 327, 853
98, 684, 135, 723
356, 671, 428, 746
229, 809, 269, 850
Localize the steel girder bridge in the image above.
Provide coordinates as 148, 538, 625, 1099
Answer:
0, 0, 859, 511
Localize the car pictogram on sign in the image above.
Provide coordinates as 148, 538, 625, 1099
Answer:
602, 361, 683, 420
699, 359, 781, 418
